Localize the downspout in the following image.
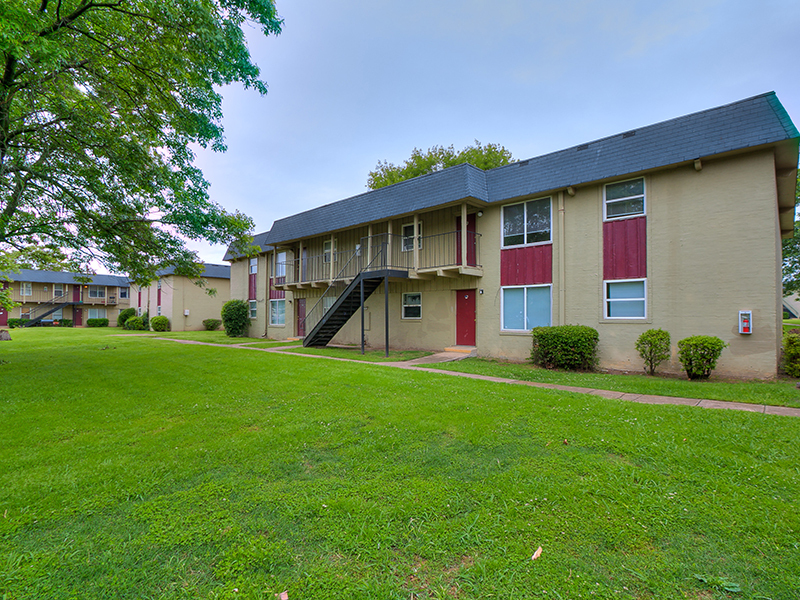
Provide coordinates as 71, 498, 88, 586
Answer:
558, 191, 566, 325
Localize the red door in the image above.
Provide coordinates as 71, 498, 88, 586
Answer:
74, 307, 83, 327
296, 298, 306, 337
456, 289, 476, 346
0, 304, 7, 327
72, 284, 82, 302
456, 213, 478, 266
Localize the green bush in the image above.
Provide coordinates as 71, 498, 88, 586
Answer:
141, 311, 149, 331
203, 318, 222, 331
58, 319, 73, 328
635, 328, 671, 375
150, 316, 170, 332
221, 299, 250, 337
531, 325, 599, 370
677, 335, 728, 380
86, 318, 109, 327
117, 307, 136, 328
782, 333, 800, 378
124, 316, 146, 331
7, 318, 29, 328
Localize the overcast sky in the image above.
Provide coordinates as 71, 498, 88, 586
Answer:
188, 0, 800, 264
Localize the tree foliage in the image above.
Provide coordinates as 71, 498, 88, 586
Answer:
781, 176, 800, 296
0, 0, 282, 303
367, 140, 514, 190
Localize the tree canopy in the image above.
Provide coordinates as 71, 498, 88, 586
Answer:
367, 141, 514, 190
0, 0, 281, 300
782, 176, 800, 296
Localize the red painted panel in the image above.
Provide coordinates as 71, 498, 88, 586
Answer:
500, 245, 553, 286
603, 216, 646, 280
248, 273, 257, 300
137, 290, 141, 308
269, 277, 285, 300
157, 287, 162, 306
456, 289, 476, 346
73, 285, 81, 303
0, 284, 7, 326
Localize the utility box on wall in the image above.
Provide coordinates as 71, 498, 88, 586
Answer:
739, 310, 752, 334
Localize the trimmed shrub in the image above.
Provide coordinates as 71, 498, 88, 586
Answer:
221, 299, 250, 337
531, 325, 599, 370
124, 316, 146, 331
58, 319, 73, 328
203, 318, 222, 331
150, 316, 170, 332
635, 328, 671, 375
117, 307, 136, 328
86, 318, 109, 327
7, 318, 29, 328
677, 335, 728, 380
782, 333, 800, 378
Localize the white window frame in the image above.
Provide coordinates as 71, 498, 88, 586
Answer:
88, 307, 107, 320
52, 308, 63, 320
249, 258, 258, 274
21, 282, 32, 296
156, 306, 161, 316
88, 285, 105, 299
54, 283, 64, 297
604, 177, 645, 221
401, 292, 422, 319
249, 300, 257, 319
604, 278, 647, 320
322, 296, 335, 315
275, 252, 287, 278
270, 299, 285, 325
500, 285, 552, 332
20, 307, 31, 319
401, 223, 423, 252
119, 287, 129, 299
501, 197, 552, 248
323, 240, 337, 264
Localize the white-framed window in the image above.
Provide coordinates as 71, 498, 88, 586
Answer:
275, 252, 287, 278
249, 300, 257, 319
323, 240, 336, 264
322, 296, 335, 315
156, 306, 161, 316
157, 280, 161, 290
604, 278, 646, 319
88, 308, 107, 320
52, 308, 63, 320
137, 307, 142, 316
604, 177, 645, 220
501, 285, 552, 331
20, 307, 31, 319
401, 223, 423, 252
88, 285, 105, 299
20, 282, 32, 296
502, 197, 551, 247
249, 257, 258, 274
270, 299, 285, 325
54, 283, 64, 297
402, 292, 421, 319
119, 287, 129, 299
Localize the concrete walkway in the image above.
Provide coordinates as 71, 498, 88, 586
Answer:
153, 339, 800, 417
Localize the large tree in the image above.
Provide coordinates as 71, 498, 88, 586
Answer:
782, 175, 800, 296
367, 140, 514, 190
0, 0, 281, 298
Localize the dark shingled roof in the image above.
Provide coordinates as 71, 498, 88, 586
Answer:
0, 269, 130, 286
156, 263, 231, 279
224, 230, 274, 261
243, 92, 798, 248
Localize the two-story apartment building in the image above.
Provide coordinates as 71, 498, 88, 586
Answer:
130, 263, 231, 331
227, 92, 799, 378
0, 269, 131, 326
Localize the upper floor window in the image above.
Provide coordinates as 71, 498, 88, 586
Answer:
502, 197, 551, 247
323, 240, 337, 263
402, 223, 423, 252
20, 282, 32, 296
88, 285, 105, 299
249, 257, 258, 274
54, 283, 64, 297
604, 178, 645, 220
275, 252, 287, 278
119, 287, 129, 299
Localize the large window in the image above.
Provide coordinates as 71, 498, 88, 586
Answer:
249, 300, 257, 319
605, 279, 646, 319
275, 252, 287, 278
323, 240, 337, 264
119, 287, 129, 299
21, 282, 32, 296
401, 223, 422, 252
501, 285, 551, 331
270, 299, 285, 325
52, 308, 63, 320
604, 178, 645, 220
402, 292, 421, 319
88, 285, 105, 299
87, 307, 107, 320
54, 283, 64, 297
502, 197, 551, 247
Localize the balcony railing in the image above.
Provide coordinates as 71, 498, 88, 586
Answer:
10, 289, 130, 305
278, 231, 481, 287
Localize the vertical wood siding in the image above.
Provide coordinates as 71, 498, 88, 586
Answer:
500, 245, 553, 286
603, 216, 647, 280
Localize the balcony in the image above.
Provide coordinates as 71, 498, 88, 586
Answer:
12, 289, 130, 306
275, 231, 482, 290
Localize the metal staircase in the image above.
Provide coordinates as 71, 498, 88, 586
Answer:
300, 240, 408, 347
24, 294, 81, 326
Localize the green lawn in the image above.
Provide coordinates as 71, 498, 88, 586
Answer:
113, 329, 299, 346
279, 345, 434, 362
1, 328, 799, 599
431, 358, 800, 408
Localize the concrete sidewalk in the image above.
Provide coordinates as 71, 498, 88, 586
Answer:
155, 339, 800, 417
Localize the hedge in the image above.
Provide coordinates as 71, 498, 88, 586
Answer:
531, 325, 599, 370
86, 318, 109, 327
